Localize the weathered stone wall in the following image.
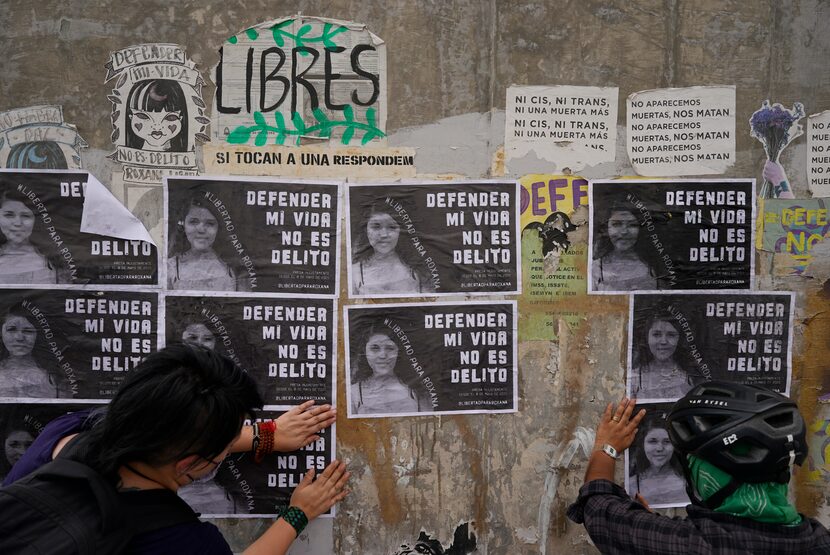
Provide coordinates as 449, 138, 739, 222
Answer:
1, 1, 828, 553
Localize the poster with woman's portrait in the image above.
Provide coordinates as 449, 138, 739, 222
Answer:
164, 293, 336, 405
628, 292, 793, 402
624, 402, 690, 508
0, 171, 158, 285
180, 409, 334, 518
346, 182, 521, 298
0, 289, 158, 401
345, 301, 518, 418
589, 179, 754, 294
165, 177, 340, 295
0, 402, 99, 483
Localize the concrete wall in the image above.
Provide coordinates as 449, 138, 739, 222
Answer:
2, 1, 828, 553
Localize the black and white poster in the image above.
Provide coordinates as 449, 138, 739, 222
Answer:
346, 182, 521, 298
589, 179, 754, 293
164, 294, 336, 405
0, 402, 99, 483
0, 289, 158, 401
0, 171, 158, 285
624, 402, 690, 509
345, 301, 518, 418
164, 177, 341, 295
178, 409, 334, 518
628, 291, 793, 402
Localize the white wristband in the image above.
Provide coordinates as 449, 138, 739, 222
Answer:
600, 444, 619, 460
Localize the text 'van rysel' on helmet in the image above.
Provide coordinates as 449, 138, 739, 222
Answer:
667, 381, 807, 508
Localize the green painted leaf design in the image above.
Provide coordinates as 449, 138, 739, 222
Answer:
255, 130, 268, 147
343, 105, 354, 121
366, 108, 377, 128
227, 126, 253, 144
292, 112, 306, 134
342, 126, 355, 144
245, 28, 259, 40
253, 111, 266, 126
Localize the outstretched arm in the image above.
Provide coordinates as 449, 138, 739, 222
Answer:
231, 400, 337, 454
243, 460, 350, 555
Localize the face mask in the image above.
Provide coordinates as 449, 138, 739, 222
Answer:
183, 458, 222, 486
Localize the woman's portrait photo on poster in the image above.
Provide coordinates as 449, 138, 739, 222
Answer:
626, 405, 689, 507
629, 305, 701, 401
167, 194, 248, 292
590, 199, 660, 293
0, 302, 70, 400
126, 79, 188, 153
349, 197, 432, 297
0, 189, 68, 285
347, 316, 433, 417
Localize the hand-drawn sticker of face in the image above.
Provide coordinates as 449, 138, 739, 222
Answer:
5, 142, 68, 169
126, 79, 188, 152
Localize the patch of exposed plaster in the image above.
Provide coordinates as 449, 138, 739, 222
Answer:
537, 427, 595, 554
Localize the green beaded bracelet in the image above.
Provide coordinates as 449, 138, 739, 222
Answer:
280, 506, 309, 537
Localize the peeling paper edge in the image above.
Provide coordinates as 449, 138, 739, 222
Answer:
626, 84, 737, 102
81, 172, 156, 246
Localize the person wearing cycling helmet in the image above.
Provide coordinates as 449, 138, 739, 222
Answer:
567, 382, 830, 554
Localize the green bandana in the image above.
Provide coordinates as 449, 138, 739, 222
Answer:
688, 454, 801, 525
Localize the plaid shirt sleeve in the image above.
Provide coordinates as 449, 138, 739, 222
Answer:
567, 479, 698, 555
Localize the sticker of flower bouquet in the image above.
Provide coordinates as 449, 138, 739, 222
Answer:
750, 100, 805, 199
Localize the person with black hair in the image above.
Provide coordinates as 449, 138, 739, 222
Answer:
631, 310, 697, 400
0, 305, 68, 399
351, 200, 430, 296
567, 383, 830, 554
2, 344, 346, 554
168, 196, 247, 291
0, 190, 66, 284
592, 203, 657, 291
627, 411, 687, 506
350, 319, 433, 415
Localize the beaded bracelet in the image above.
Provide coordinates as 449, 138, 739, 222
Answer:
280, 506, 308, 537
254, 420, 276, 463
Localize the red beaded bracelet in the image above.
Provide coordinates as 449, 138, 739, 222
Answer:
255, 420, 276, 463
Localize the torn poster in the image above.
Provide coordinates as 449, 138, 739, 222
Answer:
345, 301, 518, 418
589, 179, 754, 294
627, 86, 735, 176
750, 100, 804, 199
163, 293, 336, 405
164, 176, 340, 295
518, 174, 587, 340
757, 198, 830, 274
105, 43, 208, 185
214, 16, 386, 147
808, 110, 830, 197
0, 106, 87, 169
347, 181, 520, 298
0, 288, 158, 401
178, 409, 334, 518
505, 85, 618, 172
519, 174, 588, 230
203, 144, 416, 178
0, 402, 99, 482
627, 291, 793, 403
624, 402, 690, 509
0, 171, 158, 285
